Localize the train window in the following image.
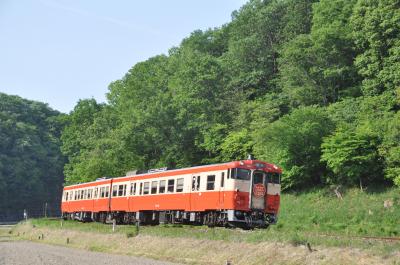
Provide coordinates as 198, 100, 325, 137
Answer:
151, 181, 158, 194
74, 191, 77, 200
95, 188, 98, 198
267, 173, 281, 184
87, 189, 91, 199
159, 180, 166, 193
118, 185, 125, 196
139, 183, 143, 195
192, 176, 200, 191
143, 182, 150, 195
176, 178, 184, 192
167, 179, 175, 193
100, 187, 104, 198
133, 183, 137, 195
105, 186, 109, 197
231, 168, 251, 180
227, 169, 230, 179
65, 192, 68, 201
253, 171, 264, 184
80, 190, 84, 200
129, 183, 133, 195
112, 185, 118, 197
70, 191, 73, 201
207, 175, 215, 190
221, 172, 225, 188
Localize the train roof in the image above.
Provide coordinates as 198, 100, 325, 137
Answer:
63, 160, 282, 190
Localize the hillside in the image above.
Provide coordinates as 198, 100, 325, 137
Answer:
59, 0, 400, 191
0, 93, 65, 220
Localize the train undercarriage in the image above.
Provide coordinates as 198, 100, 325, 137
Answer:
63, 210, 277, 229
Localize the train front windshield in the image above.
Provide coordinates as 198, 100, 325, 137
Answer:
266, 172, 281, 184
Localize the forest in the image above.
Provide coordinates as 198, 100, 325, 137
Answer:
61, 0, 399, 190
0, 93, 65, 217
1, 0, 399, 216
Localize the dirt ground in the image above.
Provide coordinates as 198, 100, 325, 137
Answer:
0, 241, 180, 265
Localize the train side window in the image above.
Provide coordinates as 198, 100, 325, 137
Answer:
143, 182, 150, 195
133, 183, 137, 195
118, 185, 124, 196
167, 179, 175, 193
139, 183, 143, 195
151, 181, 158, 194
227, 169, 230, 179
69, 191, 73, 201
192, 176, 200, 191
87, 189, 91, 199
231, 168, 251, 180
176, 178, 184, 192
221, 172, 225, 188
80, 190, 84, 200
94, 188, 98, 198
159, 180, 166, 193
100, 187, 104, 198
65, 192, 69, 201
207, 175, 215, 190
112, 185, 118, 197
130, 183, 134, 195
105, 186, 109, 197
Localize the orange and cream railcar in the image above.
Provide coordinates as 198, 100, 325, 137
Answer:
61, 159, 281, 228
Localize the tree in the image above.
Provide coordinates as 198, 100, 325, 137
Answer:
321, 128, 382, 187
254, 106, 334, 189
351, 0, 400, 95
0, 93, 65, 215
279, 0, 360, 108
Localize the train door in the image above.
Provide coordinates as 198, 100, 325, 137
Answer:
190, 175, 201, 211
250, 171, 266, 210
218, 171, 225, 209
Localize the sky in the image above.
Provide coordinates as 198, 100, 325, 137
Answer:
0, 0, 246, 113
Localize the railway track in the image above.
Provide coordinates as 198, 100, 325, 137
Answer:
310, 232, 400, 243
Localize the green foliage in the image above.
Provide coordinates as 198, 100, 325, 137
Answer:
254, 106, 334, 189
0, 93, 65, 214
321, 129, 382, 185
351, 0, 400, 95
380, 112, 400, 185
279, 0, 360, 108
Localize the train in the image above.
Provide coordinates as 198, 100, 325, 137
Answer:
61, 159, 281, 228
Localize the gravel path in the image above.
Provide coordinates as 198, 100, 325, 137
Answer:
0, 241, 179, 265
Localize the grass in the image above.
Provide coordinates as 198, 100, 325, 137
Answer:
8, 186, 400, 264
277, 186, 400, 238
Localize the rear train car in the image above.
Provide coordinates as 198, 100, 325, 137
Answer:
61, 159, 281, 228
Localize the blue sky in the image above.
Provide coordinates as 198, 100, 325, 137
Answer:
0, 0, 246, 113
